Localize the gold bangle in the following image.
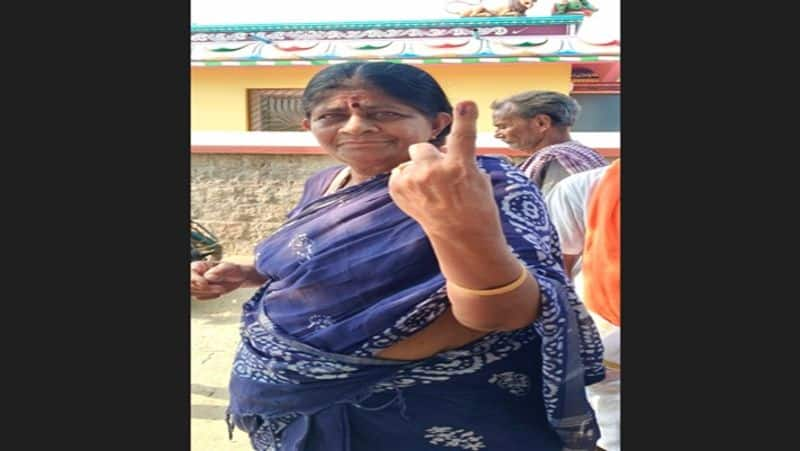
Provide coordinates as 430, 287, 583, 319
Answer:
448, 260, 530, 297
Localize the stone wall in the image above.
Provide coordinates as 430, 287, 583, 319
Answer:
191, 153, 531, 257
191, 154, 338, 257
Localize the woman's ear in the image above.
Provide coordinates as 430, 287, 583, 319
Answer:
431, 112, 453, 138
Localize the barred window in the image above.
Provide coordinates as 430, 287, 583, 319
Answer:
569, 64, 620, 132
247, 89, 305, 131
570, 93, 620, 132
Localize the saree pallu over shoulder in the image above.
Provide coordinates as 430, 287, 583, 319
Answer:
229, 157, 605, 450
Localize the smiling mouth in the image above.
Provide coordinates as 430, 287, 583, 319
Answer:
338, 141, 392, 146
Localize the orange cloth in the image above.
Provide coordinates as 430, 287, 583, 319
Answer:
582, 159, 620, 326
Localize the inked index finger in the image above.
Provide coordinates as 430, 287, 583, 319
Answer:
444, 100, 479, 166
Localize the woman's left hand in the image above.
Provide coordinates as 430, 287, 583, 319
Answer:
388, 101, 500, 237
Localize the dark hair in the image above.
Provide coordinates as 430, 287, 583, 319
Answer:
490, 90, 581, 127
302, 62, 453, 146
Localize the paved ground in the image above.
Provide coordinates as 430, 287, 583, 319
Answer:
191, 256, 255, 450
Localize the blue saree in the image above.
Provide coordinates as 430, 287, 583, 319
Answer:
227, 156, 605, 451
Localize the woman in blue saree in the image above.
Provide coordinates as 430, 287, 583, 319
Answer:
190, 62, 605, 451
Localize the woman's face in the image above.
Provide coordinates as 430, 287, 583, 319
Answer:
303, 88, 451, 177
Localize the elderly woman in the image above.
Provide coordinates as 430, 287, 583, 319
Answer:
190, 62, 604, 451
491, 90, 608, 195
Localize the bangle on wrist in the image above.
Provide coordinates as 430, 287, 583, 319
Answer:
448, 260, 529, 297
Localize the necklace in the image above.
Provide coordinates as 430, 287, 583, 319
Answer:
325, 167, 351, 195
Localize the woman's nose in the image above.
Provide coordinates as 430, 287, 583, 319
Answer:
340, 114, 377, 135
